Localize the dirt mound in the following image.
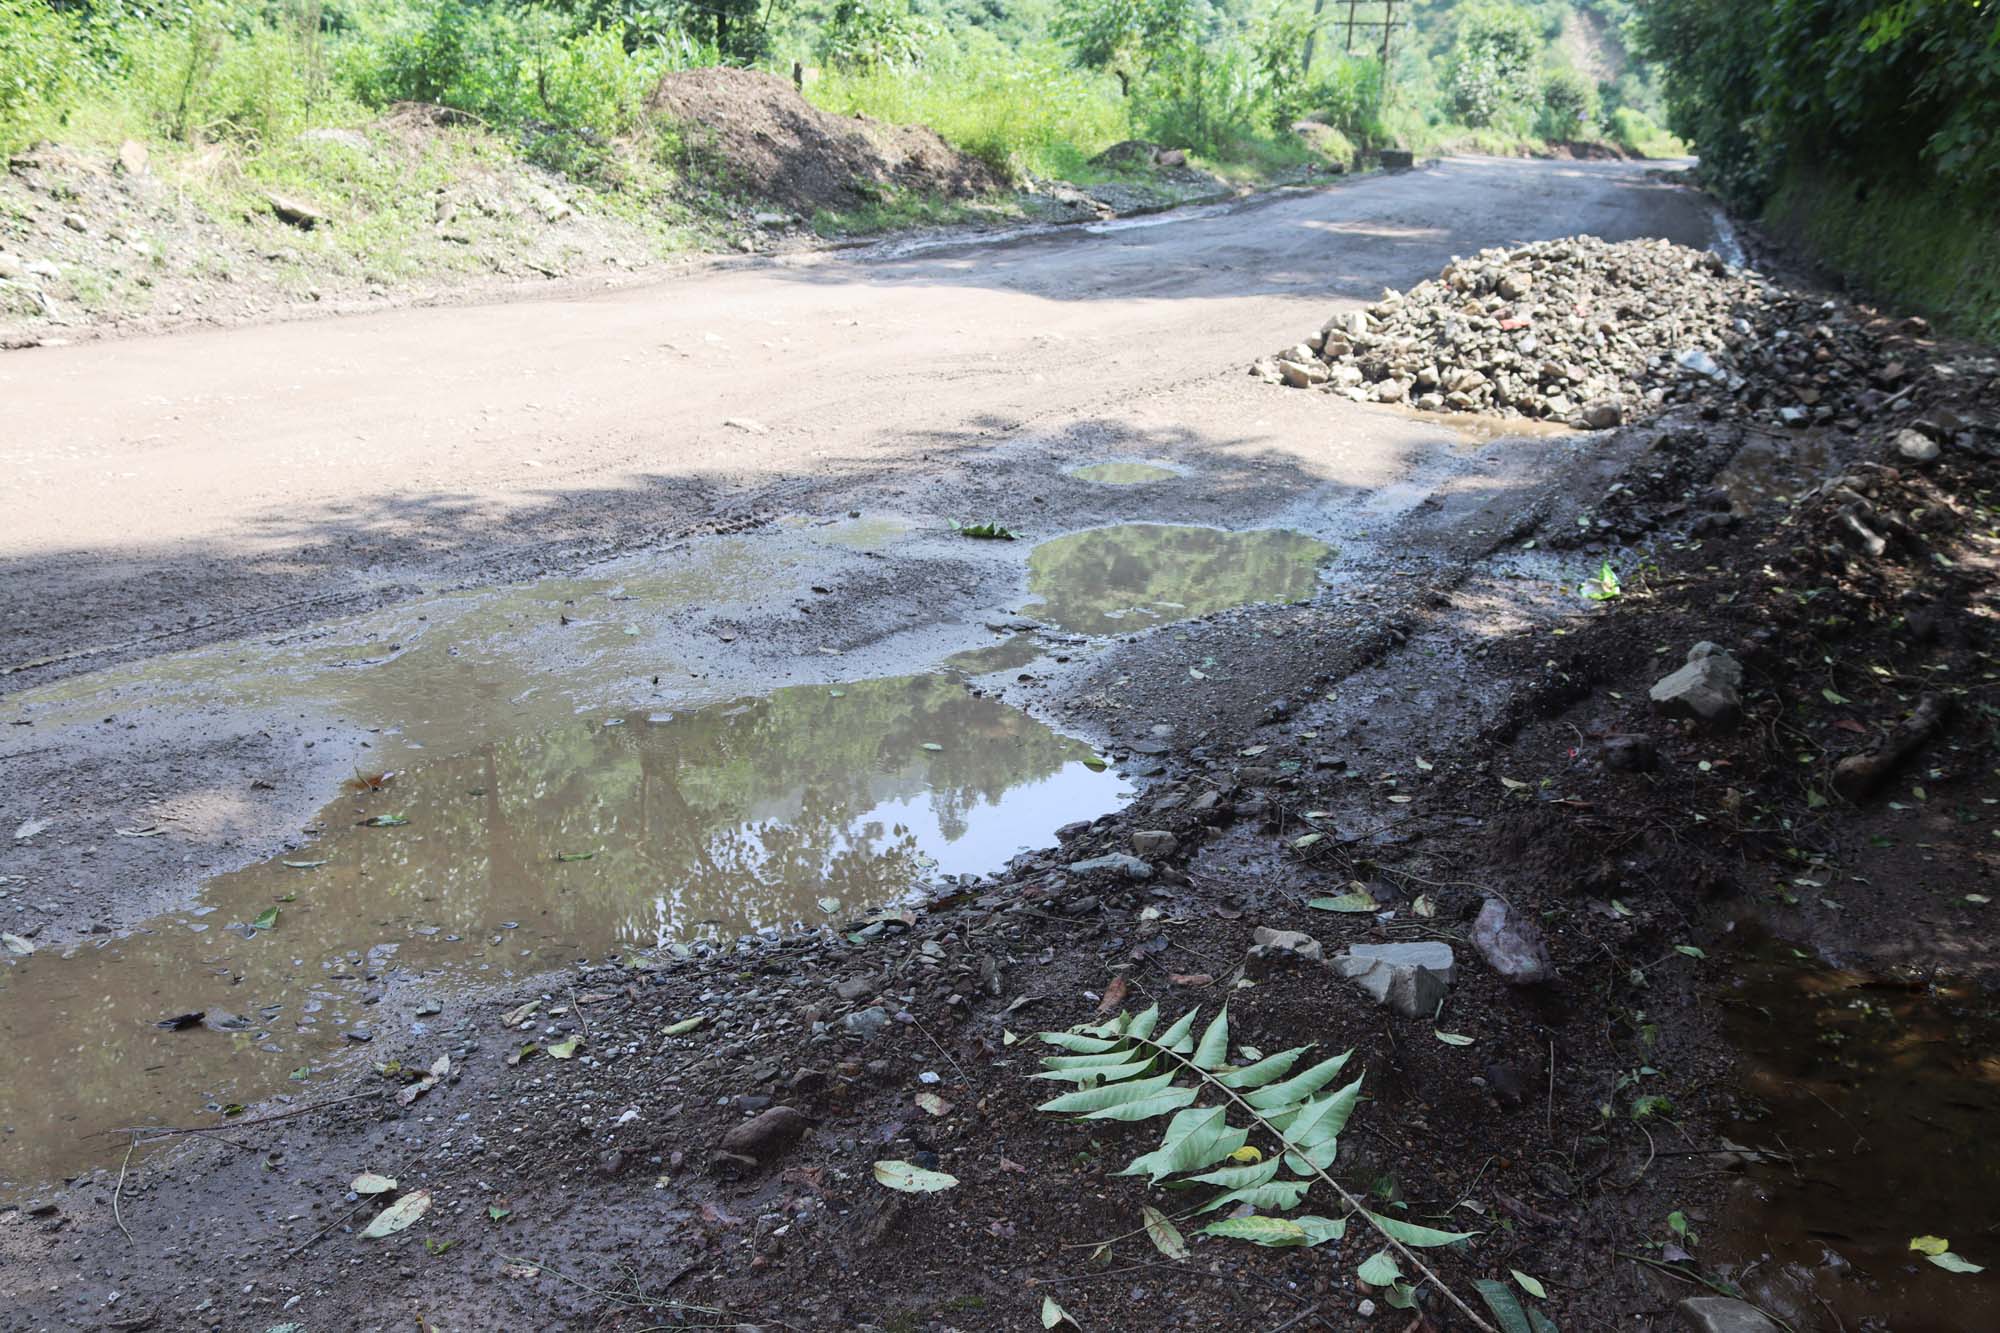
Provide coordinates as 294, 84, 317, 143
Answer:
652, 67, 1006, 216
1254, 234, 1899, 430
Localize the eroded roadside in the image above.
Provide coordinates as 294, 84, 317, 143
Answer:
4, 165, 1998, 1333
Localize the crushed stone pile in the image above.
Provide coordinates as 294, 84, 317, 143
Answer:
1254, 235, 1909, 431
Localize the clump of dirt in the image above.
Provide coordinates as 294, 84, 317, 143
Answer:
653, 67, 1008, 216
1253, 235, 1916, 432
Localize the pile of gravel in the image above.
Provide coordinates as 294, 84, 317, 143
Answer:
1254, 235, 1903, 430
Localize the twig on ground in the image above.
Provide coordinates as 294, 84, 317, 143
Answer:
113, 1133, 137, 1244
100, 1089, 386, 1141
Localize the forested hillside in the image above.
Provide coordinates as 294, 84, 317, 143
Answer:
1, 0, 1679, 190
1637, 0, 1999, 337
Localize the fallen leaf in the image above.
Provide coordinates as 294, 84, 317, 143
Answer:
1228, 1146, 1263, 1164
12, 818, 49, 841
1674, 945, 1707, 959
921, 742, 944, 751
487, 1204, 510, 1222
115, 825, 166, 838
282, 859, 328, 869
663, 1015, 706, 1036
501, 1001, 540, 1029
359, 1188, 431, 1238
251, 906, 279, 930
1042, 1295, 1078, 1328
1929, 1252, 1985, 1273
872, 1159, 958, 1193
915, 1092, 953, 1117
2, 932, 34, 956
1412, 894, 1436, 918
351, 1172, 397, 1195
1910, 1235, 1952, 1256
1511, 1269, 1547, 1298
817, 896, 841, 913
1306, 892, 1378, 913
1095, 975, 1129, 1014
501, 1262, 540, 1279
359, 814, 409, 828
545, 1035, 581, 1059
1168, 972, 1214, 987
1141, 1204, 1188, 1261
1434, 1031, 1475, 1046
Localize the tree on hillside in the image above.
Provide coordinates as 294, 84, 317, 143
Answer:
1445, 3, 1541, 126
1052, 0, 1201, 94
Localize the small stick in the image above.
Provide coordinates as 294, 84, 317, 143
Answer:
113, 1133, 138, 1244
1266, 1306, 1322, 1333
99, 1089, 385, 1140
567, 985, 592, 1044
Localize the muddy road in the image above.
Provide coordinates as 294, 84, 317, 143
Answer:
11, 153, 1907, 1332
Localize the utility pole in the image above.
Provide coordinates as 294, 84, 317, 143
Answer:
1303, 0, 1329, 74
1377, 0, 1400, 117
1345, 0, 1358, 53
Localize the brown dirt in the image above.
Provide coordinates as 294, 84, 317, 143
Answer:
652, 68, 1009, 216
4, 161, 1994, 1333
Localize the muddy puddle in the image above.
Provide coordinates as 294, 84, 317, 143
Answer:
1022, 524, 1331, 635
1710, 932, 2000, 1330
0, 674, 1126, 1194
1068, 462, 1180, 485
1715, 436, 1833, 513
943, 633, 1045, 675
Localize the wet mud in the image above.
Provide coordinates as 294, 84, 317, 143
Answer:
0, 674, 1125, 1193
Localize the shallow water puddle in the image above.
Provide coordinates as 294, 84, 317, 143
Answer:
1022, 523, 1331, 635
0, 674, 1126, 1193
1068, 462, 1180, 485
1710, 936, 2000, 1330
942, 633, 1045, 675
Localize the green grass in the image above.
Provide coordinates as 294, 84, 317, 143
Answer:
806, 40, 1132, 181
809, 186, 1019, 238
1765, 166, 2000, 344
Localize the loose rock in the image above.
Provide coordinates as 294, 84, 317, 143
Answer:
1470, 899, 1554, 984
1332, 941, 1455, 1018
716, 1105, 810, 1166
1129, 830, 1179, 858
1066, 852, 1154, 881
1676, 1297, 1780, 1333
1649, 642, 1743, 724
1894, 427, 1940, 463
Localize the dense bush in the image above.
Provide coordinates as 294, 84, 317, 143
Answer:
1444, 4, 1541, 128
1636, 0, 2000, 208
1535, 64, 1595, 138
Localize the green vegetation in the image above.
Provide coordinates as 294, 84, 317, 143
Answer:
0, 0, 1686, 303
1637, 0, 1999, 337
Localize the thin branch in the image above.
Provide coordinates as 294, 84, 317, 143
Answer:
113, 1134, 138, 1244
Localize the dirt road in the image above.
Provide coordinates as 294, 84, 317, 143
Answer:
1, 156, 1713, 674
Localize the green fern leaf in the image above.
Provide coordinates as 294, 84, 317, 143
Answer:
1116, 1106, 1247, 1182
1038, 1073, 1181, 1114
1293, 1215, 1348, 1246
1213, 1045, 1310, 1089
1197, 1178, 1311, 1214
1032, 1056, 1157, 1085
1039, 1031, 1122, 1054
1155, 1007, 1200, 1053
1126, 1004, 1162, 1040
1362, 1210, 1476, 1247
1076, 1086, 1201, 1122
1185, 1158, 1281, 1190
1201, 1215, 1308, 1246
1192, 1006, 1231, 1070
1243, 1049, 1355, 1110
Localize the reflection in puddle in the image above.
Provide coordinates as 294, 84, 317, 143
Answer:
1069, 462, 1180, 485
1714, 936, 2000, 1330
0, 674, 1127, 1193
1023, 524, 1331, 635
1715, 436, 1832, 514
943, 634, 1045, 675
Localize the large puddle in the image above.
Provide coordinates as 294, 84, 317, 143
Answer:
0, 674, 1126, 1193
1712, 933, 2000, 1329
1022, 524, 1331, 635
